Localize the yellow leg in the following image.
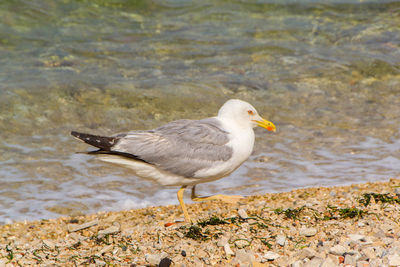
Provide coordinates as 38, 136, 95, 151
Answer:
177, 186, 192, 223
190, 186, 244, 204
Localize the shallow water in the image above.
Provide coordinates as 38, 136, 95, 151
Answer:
0, 0, 399, 224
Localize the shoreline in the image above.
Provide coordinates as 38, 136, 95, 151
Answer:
1, 178, 400, 266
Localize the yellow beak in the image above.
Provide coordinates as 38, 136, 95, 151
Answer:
254, 118, 276, 132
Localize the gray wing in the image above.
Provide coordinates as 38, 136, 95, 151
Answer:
111, 118, 233, 178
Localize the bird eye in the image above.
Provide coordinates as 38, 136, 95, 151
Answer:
248, 110, 254, 115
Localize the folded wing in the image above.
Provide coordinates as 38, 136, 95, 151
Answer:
112, 118, 233, 178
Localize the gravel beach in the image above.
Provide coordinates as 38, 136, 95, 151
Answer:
1, 178, 400, 267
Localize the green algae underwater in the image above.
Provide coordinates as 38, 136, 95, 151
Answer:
0, 0, 399, 223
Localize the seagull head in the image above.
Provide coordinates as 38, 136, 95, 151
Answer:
218, 99, 276, 132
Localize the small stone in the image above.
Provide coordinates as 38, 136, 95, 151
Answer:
361, 247, 376, 260
274, 256, 290, 267
42, 239, 55, 250
303, 257, 323, 267
348, 234, 365, 242
369, 258, 384, 267
374, 229, 385, 238
234, 249, 254, 264
356, 261, 370, 267
175, 231, 184, 238
112, 247, 120, 255
276, 235, 287, 246
159, 258, 172, 267
344, 254, 356, 266
394, 187, 400, 195
264, 251, 280, 261
320, 257, 336, 267
291, 260, 302, 267
223, 244, 234, 256
234, 239, 250, 248
388, 254, 400, 266
67, 220, 98, 232
300, 227, 317, 237
391, 241, 400, 252
217, 236, 229, 247
329, 245, 346, 256
95, 259, 106, 266
193, 258, 203, 266
361, 236, 373, 245
297, 248, 316, 259
68, 232, 87, 242
238, 209, 248, 219
97, 225, 120, 238
383, 237, 394, 245
145, 252, 168, 265
95, 244, 113, 257
202, 257, 211, 265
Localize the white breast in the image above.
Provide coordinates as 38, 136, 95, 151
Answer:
193, 119, 255, 181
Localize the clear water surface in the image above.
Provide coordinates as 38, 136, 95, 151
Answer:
0, 0, 399, 224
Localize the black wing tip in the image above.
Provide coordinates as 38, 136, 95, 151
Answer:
71, 131, 81, 138
70, 131, 117, 151
71, 131, 89, 142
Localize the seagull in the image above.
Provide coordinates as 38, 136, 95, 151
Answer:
71, 99, 276, 222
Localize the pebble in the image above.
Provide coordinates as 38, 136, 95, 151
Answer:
223, 244, 234, 257
67, 220, 98, 232
300, 227, 317, 237
344, 254, 356, 266
329, 245, 347, 256
361, 246, 376, 260
291, 260, 302, 267
320, 257, 336, 267
217, 236, 229, 247
394, 188, 400, 195
234, 249, 254, 264
238, 209, 248, 219
356, 261, 370, 267
276, 235, 286, 246
263, 251, 280, 261
348, 234, 365, 242
388, 253, 400, 266
95, 259, 106, 266
42, 239, 55, 250
175, 231, 184, 238
297, 248, 316, 259
145, 252, 168, 265
95, 244, 113, 257
303, 257, 323, 267
369, 258, 384, 266
361, 236, 373, 245
234, 239, 250, 248
159, 257, 172, 267
383, 237, 394, 245
97, 225, 120, 238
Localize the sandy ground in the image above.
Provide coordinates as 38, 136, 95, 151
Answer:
1, 178, 400, 267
